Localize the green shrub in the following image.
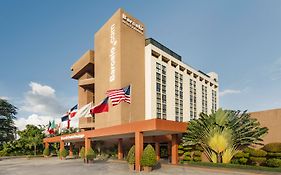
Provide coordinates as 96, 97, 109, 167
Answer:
262, 143, 281, 153
43, 147, 50, 156
250, 157, 266, 165
183, 147, 192, 151
183, 152, 192, 156
178, 150, 184, 155
249, 149, 267, 157
57, 150, 60, 157
193, 156, 202, 162
231, 159, 240, 164
239, 157, 248, 165
267, 152, 281, 158
234, 151, 249, 158
79, 147, 85, 159
244, 147, 255, 154
178, 144, 183, 149
266, 158, 281, 167
60, 148, 68, 158
193, 151, 201, 157
86, 147, 96, 160
183, 156, 192, 161
140, 144, 157, 167
127, 145, 135, 165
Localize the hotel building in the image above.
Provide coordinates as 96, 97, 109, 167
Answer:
44, 8, 219, 171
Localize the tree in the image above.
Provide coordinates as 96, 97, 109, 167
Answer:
127, 145, 135, 164
17, 125, 45, 155
0, 99, 17, 148
182, 108, 268, 163
140, 144, 157, 167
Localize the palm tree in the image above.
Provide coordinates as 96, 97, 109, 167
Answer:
182, 108, 268, 163
26, 135, 42, 155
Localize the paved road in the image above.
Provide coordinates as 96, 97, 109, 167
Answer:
0, 157, 279, 175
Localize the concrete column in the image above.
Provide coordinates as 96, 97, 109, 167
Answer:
44, 142, 49, 149
69, 143, 73, 157
85, 137, 91, 154
155, 142, 160, 161
118, 138, 123, 160
135, 131, 143, 172
59, 141, 64, 160
171, 134, 178, 165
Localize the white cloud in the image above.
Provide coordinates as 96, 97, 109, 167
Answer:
29, 82, 55, 97
15, 114, 56, 131
15, 81, 78, 130
220, 89, 241, 97
0, 96, 9, 100
21, 82, 66, 116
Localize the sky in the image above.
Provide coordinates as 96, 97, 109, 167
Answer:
0, 0, 281, 130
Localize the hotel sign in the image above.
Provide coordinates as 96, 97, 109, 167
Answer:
61, 134, 85, 141
122, 13, 144, 34
109, 23, 117, 82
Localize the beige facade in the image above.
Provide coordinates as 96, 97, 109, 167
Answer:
251, 108, 281, 144
71, 8, 219, 130
94, 9, 146, 129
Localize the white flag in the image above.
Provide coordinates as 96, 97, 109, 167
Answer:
75, 102, 93, 118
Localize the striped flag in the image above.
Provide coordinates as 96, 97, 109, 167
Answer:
107, 85, 131, 106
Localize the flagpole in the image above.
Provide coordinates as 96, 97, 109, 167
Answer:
129, 83, 132, 123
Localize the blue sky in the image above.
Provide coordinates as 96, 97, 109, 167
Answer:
0, 0, 281, 129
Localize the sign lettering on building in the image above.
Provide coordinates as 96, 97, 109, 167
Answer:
109, 24, 117, 82
122, 13, 144, 34
61, 134, 85, 141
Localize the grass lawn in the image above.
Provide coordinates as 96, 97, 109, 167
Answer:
186, 161, 281, 173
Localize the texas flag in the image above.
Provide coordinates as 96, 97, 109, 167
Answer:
90, 97, 109, 114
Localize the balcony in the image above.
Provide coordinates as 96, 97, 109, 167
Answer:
71, 50, 95, 80
78, 77, 95, 90
79, 117, 95, 129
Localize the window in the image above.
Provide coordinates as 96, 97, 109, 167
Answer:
156, 73, 161, 82
212, 90, 217, 111
190, 79, 197, 119
156, 62, 167, 120
202, 85, 208, 114
156, 83, 161, 92
175, 71, 183, 122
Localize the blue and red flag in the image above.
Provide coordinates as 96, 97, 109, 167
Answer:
69, 104, 78, 118
90, 97, 109, 114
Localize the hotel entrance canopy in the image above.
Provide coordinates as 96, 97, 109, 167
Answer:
43, 119, 187, 171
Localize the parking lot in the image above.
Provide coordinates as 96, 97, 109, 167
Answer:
0, 157, 279, 175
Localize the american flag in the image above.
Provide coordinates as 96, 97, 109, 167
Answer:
107, 85, 131, 106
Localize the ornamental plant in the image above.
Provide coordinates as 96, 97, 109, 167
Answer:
266, 158, 281, 167
249, 149, 267, 166
140, 144, 157, 167
182, 108, 268, 163
79, 147, 85, 159
43, 147, 50, 157
126, 145, 135, 165
86, 147, 96, 160
60, 148, 68, 158
262, 143, 281, 153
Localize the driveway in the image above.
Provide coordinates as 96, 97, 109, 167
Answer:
0, 157, 278, 175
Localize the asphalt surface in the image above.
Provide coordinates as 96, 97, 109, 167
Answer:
0, 157, 279, 175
